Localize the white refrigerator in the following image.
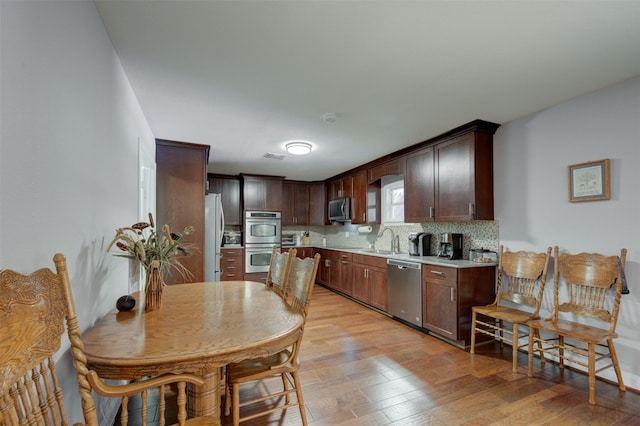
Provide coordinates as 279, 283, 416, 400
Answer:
204, 193, 225, 281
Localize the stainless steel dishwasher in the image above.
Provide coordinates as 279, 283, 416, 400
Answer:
387, 259, 422, 327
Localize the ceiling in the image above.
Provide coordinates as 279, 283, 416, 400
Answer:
95, 1, 640, 182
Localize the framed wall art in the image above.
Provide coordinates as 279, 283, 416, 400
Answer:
568, 158, 610, 202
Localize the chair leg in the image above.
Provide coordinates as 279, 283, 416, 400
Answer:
470, 311, 477, 354
232, 382, 240, 426
511, 323, 519, 373
527, 327, 535, 378
290, 371, 308, 426
608, 339, 626, 392
588, 342, 596, 405
281, 372, 290, 404
499, 319, 504, 349
559, 336, 565, 369
224, 376, 231, 416
534, 329, 545, 365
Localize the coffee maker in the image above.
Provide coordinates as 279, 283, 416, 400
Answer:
437, 233, 463, 260
408, 232, 431, 256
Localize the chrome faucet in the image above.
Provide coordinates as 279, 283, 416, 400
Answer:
378, 227, 399, 253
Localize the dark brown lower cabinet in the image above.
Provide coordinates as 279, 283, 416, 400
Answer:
352, 254, 387, 311
220, 248, 243, 281
422, 264, 496, 347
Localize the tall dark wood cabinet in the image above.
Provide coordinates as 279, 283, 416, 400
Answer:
156, 140, 210, 284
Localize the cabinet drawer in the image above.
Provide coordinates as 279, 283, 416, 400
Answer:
352, 254, 387, 269
422, 264, 457, 282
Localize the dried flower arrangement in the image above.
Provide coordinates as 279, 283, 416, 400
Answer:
107, 213, 196, 281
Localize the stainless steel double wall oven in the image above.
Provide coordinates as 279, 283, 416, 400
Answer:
244, 211, 281, 274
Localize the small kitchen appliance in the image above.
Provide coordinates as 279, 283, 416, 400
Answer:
408, 232, 431, 256
469, 248, 498, 263
222, 231, 242, 247
437, 233, 463, 260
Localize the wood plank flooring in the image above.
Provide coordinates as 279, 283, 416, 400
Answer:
221, 285, 640, 425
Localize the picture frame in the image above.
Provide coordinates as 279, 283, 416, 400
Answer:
568, 158, 610, 202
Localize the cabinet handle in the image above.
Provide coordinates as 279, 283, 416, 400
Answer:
429, 206, 434, 219
430, 270, 444, 276
469, 203, 474, 216
341, 260, 349, 264
363, 213, 366, 221
450, 287, 455, 302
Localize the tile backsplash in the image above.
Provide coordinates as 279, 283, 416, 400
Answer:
283, 221, 499, 259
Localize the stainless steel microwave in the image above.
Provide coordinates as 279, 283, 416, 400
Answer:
328, 197, 350, 222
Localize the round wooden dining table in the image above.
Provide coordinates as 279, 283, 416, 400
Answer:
81, 281, 304, 420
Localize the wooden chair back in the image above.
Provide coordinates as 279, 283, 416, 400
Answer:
552, 246, 626, 333
286, 253, 320, 318
266, 246, 295, 299
1, 254, 98, 425
497, 245, 552, 315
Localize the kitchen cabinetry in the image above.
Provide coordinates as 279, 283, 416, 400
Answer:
207, 174, 241, 225
241, 174, 284, 212
156, 140, 210, 284
350, 170, 368, 224
435, 132, 494, 221
352, 254, 387, 311
316, 249, 351, 295
328, 175, 352, 200
368, 157, 405, 183
309, 182, 326, 225
314, 248, 329, 285
422, 264, 495, 347
327, 171, 368, 224
404, 122, 498, 222
220, 248, 243, 281
337, 252, 353, 295
282, 181, 310, 225
404, 147, 435, 223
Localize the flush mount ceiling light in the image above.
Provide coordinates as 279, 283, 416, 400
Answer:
285, 141, 312, 156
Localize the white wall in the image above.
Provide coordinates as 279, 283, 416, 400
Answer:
0, 0, 154, 422
494, 75, 640, 389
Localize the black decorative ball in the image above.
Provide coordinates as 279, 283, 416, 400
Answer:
116, 295, 136, 312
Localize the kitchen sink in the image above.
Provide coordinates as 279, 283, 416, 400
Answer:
358, 249, 398, 255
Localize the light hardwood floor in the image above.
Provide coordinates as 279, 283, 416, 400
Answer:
221, 285, 640, 425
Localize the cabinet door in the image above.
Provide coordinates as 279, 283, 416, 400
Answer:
281, 182, 296, 225
309, 183, 326, 225
293, 184, 310, 225
350, 170, 368, 224
367, 266, 387, 311
435, 132, 495, 221
337, 253, 352, 295
404, 147, 435, 223
351, 263, 369, 303
435, 134, 475, 221
424, 278, 457, 340
242, 175, 283, 211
